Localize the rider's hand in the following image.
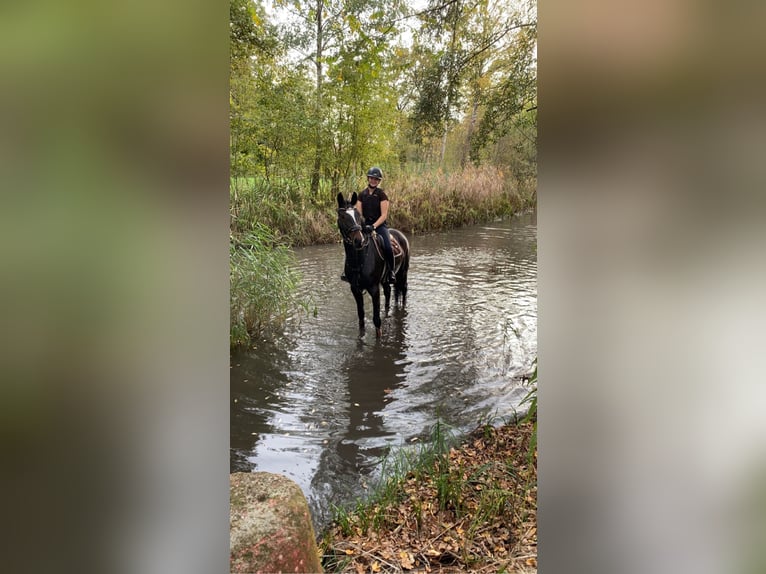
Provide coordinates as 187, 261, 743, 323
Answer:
363, 224, 374, 234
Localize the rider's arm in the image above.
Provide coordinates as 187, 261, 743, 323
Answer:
373, 200, 389, 230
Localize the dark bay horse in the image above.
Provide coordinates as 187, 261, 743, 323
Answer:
336, 192, 410, 337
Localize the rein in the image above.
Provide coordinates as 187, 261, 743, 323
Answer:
342, 224, 363, 246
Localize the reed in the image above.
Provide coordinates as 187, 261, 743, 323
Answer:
229, 225, 306, 349
387, 165, 528, 235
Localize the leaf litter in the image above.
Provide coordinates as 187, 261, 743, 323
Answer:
321, 420, 537, 573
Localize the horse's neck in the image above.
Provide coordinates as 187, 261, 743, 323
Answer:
346, 240, 380, 270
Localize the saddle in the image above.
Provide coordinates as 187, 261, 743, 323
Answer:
372, 233, 404, 276
390, 236, 402, 257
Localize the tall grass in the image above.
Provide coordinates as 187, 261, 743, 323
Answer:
230, 176, 344, 247
388, 165, 533, 234
521, 359, 538, 466
230, 225, 306, 349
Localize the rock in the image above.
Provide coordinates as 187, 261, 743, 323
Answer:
230, 472, 322, 573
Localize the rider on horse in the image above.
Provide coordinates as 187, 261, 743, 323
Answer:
341, 166, 396, 284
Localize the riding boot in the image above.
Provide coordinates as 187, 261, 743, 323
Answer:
340, 273, 349, 282
386, 264, 395, 284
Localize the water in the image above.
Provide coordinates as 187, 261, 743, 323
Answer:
230, 213, 537, 528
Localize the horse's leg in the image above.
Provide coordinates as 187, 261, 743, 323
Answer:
353, 288, 365, 333
400, 264, 408, 305
382, 282, 391, 317
394, 254, 409, 305
371, 286, 382, 338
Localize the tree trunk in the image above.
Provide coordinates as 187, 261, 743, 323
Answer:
440, 129, 448, 164
310, 0, 324, 197
440, 2, 462, 165
461, 96, 479, 168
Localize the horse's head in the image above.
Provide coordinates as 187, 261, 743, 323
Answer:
337, 192, 364, 249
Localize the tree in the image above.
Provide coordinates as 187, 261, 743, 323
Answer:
471, 2, 536, 178
230, 0, 278, 180
274, 0, 407, 196
408, 0, 536, 167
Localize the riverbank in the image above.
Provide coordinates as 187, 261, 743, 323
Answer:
319, 415, 538, 573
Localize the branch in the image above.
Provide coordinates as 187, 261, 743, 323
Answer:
458, 22, 536, 69
414, 0, 464, 19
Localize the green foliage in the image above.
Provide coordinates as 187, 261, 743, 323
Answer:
230, 1, 536, 185
472, 17, 537, 175
230, 164, 532, 253
229, 0, 274, 59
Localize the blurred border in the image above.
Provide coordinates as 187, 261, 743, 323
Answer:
0, 2, 230, 573
4, 1, 766, 573
540, 1, 766, 573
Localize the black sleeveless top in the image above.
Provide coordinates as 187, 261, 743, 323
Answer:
359, 187, 389, 225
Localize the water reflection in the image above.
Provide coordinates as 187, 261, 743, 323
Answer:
342, 307, 408, 466
230, 338, 295, 473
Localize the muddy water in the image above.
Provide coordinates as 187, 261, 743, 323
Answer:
230, 212, 537, 528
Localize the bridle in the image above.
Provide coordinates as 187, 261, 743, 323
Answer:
338, 207, 366, 250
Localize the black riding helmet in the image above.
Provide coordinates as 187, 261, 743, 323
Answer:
366, 166, 383, 179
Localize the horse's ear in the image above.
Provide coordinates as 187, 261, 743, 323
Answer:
350, 192, 358, 206
337, 193, 345, 208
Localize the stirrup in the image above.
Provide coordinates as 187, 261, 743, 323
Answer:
340, 274, 349, 282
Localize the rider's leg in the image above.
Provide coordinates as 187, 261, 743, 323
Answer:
377, 225, 395, 283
